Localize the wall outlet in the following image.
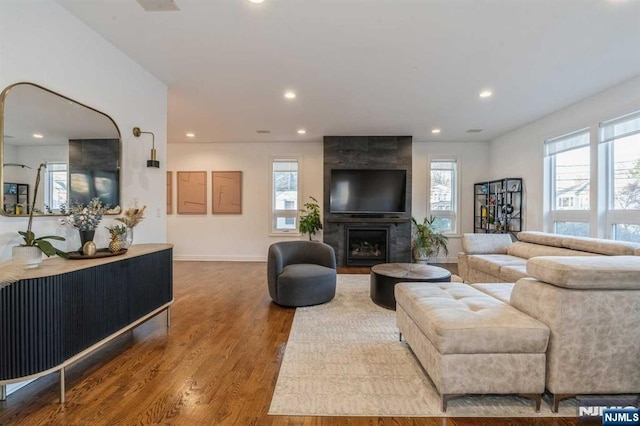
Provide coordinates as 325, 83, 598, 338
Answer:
156, 207, 161, 218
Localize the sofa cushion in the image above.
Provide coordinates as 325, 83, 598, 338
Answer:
500, 264, 529, 282
395, 282, 549, 355
470, 283, 515, 304
467, 254, 525, 278
517, 231, 566, 248
461, 233, 512, 255
561, 236, 640, 256
507, 241, 595, 259
527, 256, 640, 290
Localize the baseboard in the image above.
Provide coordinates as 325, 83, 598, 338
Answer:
173, 255, 267, 262
6, 379, 35, 395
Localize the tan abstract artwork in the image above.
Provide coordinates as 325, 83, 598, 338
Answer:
177, 171, 207, 214
166, 171, 173, 215
212, 171, 242, 214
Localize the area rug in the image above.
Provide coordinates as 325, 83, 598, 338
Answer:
269, 274, 577, 417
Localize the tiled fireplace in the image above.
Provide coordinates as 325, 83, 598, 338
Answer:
345, 226, 389, 266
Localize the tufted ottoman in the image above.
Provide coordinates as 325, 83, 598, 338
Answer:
395, 282, 550, 411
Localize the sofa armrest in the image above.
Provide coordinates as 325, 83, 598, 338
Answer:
461, 233, 513, 254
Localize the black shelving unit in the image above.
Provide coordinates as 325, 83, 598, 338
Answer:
3, 182, 29, 215
474, 178, 522, 233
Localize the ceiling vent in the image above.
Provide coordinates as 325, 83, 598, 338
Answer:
136, 0, 180, 12
466, 129, 483, 133
256, 130, 271, 134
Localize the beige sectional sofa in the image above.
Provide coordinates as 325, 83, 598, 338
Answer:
396, 254, 640, 412
457, 231, 640, 283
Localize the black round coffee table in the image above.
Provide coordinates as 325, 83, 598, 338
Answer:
370, 263, 451, 310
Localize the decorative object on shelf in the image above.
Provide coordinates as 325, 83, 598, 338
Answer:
299, 196, 323, 241
132, 126, 159, 168
115, 200, 146, 247
67, 248, 128, 259
411, 216, 449, 264
82, 241, 97, 256
68, 197, 108, 253
106, 224, 127, 253
13, 163, 68, 269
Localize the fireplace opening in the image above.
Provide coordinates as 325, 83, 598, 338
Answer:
345, 227, 389, 266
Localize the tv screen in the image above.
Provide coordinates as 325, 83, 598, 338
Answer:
330, 169, 407, 214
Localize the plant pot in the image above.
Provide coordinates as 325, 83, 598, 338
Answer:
78, 230, 96, 254
12, 246, 43, 269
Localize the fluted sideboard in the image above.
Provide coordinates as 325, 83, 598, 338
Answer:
0, 244, 173, 402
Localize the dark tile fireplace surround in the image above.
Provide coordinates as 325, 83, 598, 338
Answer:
322, 136, 412, 267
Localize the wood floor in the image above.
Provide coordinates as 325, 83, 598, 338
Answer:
0, 261, 577, 425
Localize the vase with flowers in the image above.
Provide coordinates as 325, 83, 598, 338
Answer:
68, 197, 108, 253
13, 162, 69, 268
115, 201, 146, 248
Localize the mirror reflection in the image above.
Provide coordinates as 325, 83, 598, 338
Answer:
1, 83, 121, 217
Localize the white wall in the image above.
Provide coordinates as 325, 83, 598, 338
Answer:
413, 141, 491, 262
488, 76, 640, 231
167, 141, 323, 261
168, 140, 489, 262
0, 0, 168, 262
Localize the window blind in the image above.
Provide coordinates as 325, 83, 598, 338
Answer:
600, 110, 640, 144
544, 129, 590, 156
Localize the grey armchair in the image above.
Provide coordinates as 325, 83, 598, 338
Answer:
267, 241, 337, 307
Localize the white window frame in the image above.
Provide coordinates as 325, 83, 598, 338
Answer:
270, 157, 301, 235
43, 161, 68, 212
427, 158, 459, 235
544, 129, 591, 235
600, 110, 640, 241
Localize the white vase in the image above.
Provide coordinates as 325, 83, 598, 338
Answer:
12, 246, 43, 269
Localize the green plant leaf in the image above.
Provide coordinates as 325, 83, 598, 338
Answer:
34, 239, 58, 257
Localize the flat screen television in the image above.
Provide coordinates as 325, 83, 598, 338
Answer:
330, 169, 407, 214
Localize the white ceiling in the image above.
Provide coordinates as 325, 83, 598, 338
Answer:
55, 0, 640, 144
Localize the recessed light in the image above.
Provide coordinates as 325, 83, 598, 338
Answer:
431, 128, 441, 134
297, 129, 306, 135
256, 130, 271, 134
33, 133, 43, 138
479, 90, 493, 98
249, 0, 264, 3
284, 91, 296, 99
186, 133, 195, 138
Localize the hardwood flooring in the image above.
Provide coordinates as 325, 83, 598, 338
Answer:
0, 261, 576, 425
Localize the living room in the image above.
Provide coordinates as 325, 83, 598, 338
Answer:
1, 0, 639, 424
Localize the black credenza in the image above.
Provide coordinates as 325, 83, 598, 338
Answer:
0, 244, 173, 402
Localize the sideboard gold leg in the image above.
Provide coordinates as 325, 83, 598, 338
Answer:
167, 307, 171, 328
1, 384, 6, 401
59, 368, 66, 403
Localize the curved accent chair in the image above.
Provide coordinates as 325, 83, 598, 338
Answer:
267, 241, 337, 307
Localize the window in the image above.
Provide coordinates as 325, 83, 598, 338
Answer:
44, 162, 68, 212
601, 110, 640, 242
272, 159, 299, 233
429, 159, 458, 233
545, 129, 590, 236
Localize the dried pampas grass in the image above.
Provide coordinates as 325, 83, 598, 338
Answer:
0, 260, 26, 289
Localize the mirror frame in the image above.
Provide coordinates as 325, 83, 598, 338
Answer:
0, 82, 122, 217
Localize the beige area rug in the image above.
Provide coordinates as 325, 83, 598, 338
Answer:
269, 274, 577, 417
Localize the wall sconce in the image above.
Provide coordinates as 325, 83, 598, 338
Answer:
133, 127, 160, 168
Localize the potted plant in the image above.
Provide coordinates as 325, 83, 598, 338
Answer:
67, 197, 108, 253
411, 216, 449, 264
105, 224, 127, 253
299, 196, 323, 241
13, 163, 68, 268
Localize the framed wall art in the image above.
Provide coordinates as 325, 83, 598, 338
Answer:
212, 171, 242, 214
177, 171, 207, 214
166, 171, 173, 214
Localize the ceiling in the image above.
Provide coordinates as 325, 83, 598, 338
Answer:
55, 0, 640, 144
